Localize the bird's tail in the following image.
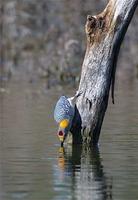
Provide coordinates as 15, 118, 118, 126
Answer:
75, 90, 82, 98
68, 90, 82, 106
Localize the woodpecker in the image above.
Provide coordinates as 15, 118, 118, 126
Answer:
54, 91, 81, 146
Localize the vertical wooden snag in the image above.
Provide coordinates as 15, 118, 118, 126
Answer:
71, 0, 138, 145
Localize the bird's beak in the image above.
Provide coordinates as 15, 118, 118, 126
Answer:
58, 135, 64, 142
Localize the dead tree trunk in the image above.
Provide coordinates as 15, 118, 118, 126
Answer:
71, 0, 138, 145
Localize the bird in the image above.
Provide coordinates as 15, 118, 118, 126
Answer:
54, 91, 81, 146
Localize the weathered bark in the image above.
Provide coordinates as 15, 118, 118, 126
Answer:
71, 0, 138, 145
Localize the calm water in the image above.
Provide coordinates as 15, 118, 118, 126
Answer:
0, 80, 138, 200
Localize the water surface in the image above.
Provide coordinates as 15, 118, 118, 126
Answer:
0, 80, 138, 200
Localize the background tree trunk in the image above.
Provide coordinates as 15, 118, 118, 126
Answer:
71, 0, 138, 145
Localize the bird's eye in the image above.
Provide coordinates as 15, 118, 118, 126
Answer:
58, 131, 64, 136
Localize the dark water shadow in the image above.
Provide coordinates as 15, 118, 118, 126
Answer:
70, 105, 82, 144
56, 145, 112, 200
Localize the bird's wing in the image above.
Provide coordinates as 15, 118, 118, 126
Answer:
54, 96, 74, 123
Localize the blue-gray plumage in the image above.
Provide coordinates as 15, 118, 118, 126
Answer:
54, 96, 75, 124
54, 91, 82, 145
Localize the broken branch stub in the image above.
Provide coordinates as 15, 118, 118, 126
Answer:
71, 0, 138, 145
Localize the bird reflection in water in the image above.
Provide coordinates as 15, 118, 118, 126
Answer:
55, 145, 112, 200
58, 147, 65, 170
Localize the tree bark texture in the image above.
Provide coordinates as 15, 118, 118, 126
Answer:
71, 0, 138, 145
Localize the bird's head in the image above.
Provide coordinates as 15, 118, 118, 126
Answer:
57, 119, 70, 144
